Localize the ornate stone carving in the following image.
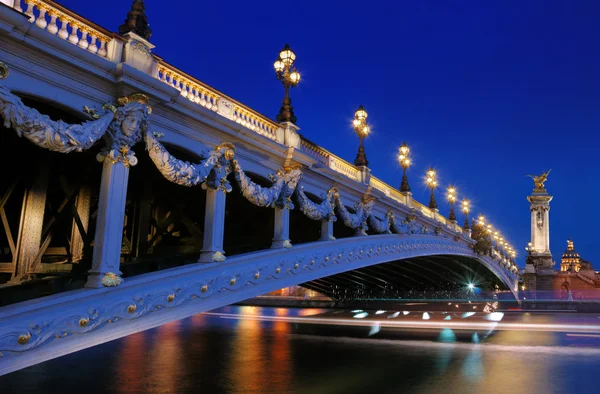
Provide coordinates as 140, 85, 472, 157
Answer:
0, 84, 113, 153
232, 161, 300, 208
367, 211, 393, 234
95, 94, 151, 167
389, 212, 417, 235
101, 272, 123, 287
145, 133, 235, 189
294, 185, 337, 222
274, 165, 302, 209
334, 194, 375, 236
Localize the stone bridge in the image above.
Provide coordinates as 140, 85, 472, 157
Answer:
0, 0, 518, 375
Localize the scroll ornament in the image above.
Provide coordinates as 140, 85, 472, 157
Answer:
334, 194, 376, 236
0, 84, 113, 153
294, 185, 337, 222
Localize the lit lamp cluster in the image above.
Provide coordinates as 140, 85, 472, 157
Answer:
274, 44, 301, 124
447, 185, 457, 221
398, 142, 411, 192
476, 216, 518, 270
462, 199, 471, 230
353, 105, 370, 167
426, 167, 438, 209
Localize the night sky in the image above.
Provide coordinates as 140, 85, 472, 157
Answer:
58, 0, 600, 267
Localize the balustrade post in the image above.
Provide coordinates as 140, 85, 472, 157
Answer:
320, 219, 334, 241
122, 32, 158, 77
271, 207, 291, 249
85, 160, 129, 288
198, 188, 227, 263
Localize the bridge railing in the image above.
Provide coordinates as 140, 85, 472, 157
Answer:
11, 0, 116, 59
5, 0, 472, 234
156, 61, 283, 143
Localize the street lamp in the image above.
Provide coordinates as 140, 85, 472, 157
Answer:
525, 242, 534, 255
398, 142, 411, 192
426, 167, 438, 209
274, 44, 300, 124
462, 199, 470, 230
353, 105, 370, 167
447, 185, 457, 221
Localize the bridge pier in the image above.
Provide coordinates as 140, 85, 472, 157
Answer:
86, 160, 129, 288
199, 188, 227, 262
271, 207, 291, 248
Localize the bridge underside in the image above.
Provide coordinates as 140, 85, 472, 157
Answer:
301, 255, 508, 300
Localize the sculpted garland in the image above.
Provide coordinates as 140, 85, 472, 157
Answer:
0, 84, 493, 263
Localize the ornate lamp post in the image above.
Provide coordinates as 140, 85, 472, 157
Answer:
353, 105, 370, 167
525, 242, 534, 255
493, 231, 500, 252
462, 199, 470, 230
274, 44, 300, 124
426, 167, 438, 209
447, 185, 457, 221
398, 142, 411, 192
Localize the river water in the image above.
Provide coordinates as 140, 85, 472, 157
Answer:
2, 306, 600, 394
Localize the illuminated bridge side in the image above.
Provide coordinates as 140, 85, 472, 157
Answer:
0, 234, 516, 375
0, 0, 520, 376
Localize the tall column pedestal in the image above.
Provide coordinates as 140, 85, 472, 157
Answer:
272, 207, 291, 249
86, 160, 129, 288
199, 188, 227, 263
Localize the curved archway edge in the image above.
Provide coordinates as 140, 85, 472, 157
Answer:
0, 234, 517, 376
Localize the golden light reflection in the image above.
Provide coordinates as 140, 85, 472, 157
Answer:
115, 332, 147, 394
146, 320, 185, 393
229, 310, 265, 392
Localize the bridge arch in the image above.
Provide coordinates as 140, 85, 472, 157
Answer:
0, 233, 517, 375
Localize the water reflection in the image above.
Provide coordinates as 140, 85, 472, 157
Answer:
3, 307, 600, 394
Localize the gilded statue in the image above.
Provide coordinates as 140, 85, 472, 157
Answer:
527, 169, 551, 191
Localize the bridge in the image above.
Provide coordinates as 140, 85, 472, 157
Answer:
0, 0, 519, 375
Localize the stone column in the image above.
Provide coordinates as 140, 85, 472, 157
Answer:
11, 163, 49, 282
271, 207, 291, 248
69, 186, 91, 263
85, 160, 129, 288
320, 220, 334, 241
199, 188, 227, 263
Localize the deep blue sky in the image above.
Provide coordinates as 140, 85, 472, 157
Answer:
60, 0, 600, 267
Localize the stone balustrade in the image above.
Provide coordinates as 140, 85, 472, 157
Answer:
412, 200, 433, 218
328, 154, 361, 182
156, 62, 281, 142
299, 138, 329, 165
13, 0, 114, 58
370, 176, 391, 197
